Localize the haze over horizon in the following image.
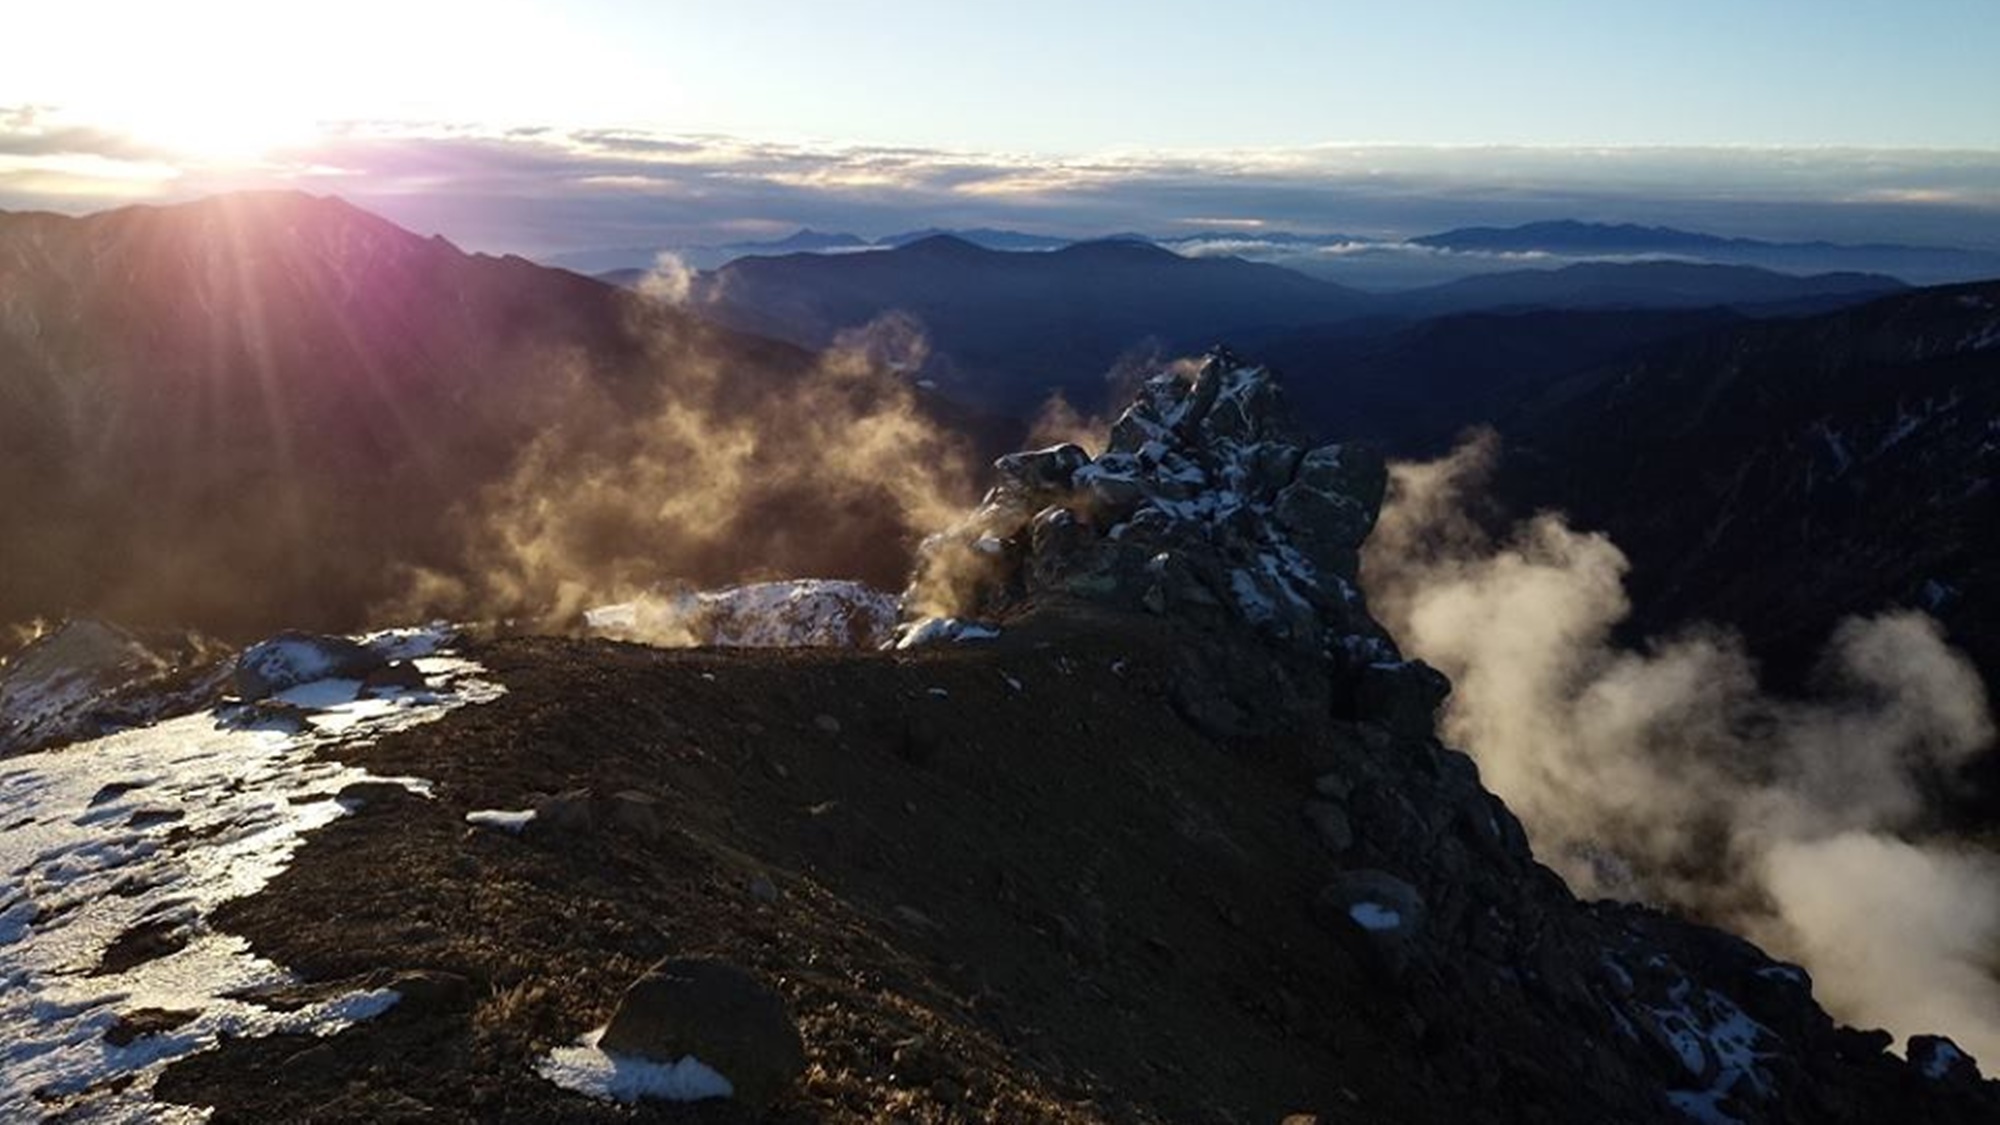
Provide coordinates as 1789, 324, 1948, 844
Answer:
5, 1, 2000, 257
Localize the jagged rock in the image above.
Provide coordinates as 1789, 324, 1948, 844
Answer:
1911, 1035, 1983, 1084
1354, 660, 1450, 737
0, 619, 229, 756
598, 958, 807, 1108
898, 349, 1393, 664
1316, 869, 1428, 978
233, 632, 385, 701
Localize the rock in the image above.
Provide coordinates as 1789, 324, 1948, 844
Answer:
533, 788, 596, 834
104, 1007, 198, 1046
1315, 869, 1428, 978
599, 958, 807, 1109
1301, 799, 1355, 854
1910, 1035, 1982, 1084
335, 781, 417, 809
896, 350, 1394, 661
233, 632, 384, 701
361, 660, 429, 693
608, 790, 664, 840
812, 713, 842, 734
386, 969, 474, 1015
993, 443, 1090, 494
1354, 661, 1450, 737
749, 876, 780, 903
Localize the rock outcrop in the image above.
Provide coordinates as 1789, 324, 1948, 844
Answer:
897, 346, 2000, 1123
900, 348, 1444, 737
0, 620, 230, 757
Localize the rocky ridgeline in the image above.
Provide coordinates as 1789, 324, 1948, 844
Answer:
899, 348, 1445, 736
904, 348, 1998, 1122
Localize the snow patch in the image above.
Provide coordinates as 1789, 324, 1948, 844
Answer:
537, 1028, 735, 1103
466, 808, 537, 834
1348, 902, 1402, 931
0, 639, 502, 1121
586, 580, 897, 649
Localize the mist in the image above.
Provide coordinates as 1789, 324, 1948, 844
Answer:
383, 273, 980, 634
1363, 431, 2000, 1060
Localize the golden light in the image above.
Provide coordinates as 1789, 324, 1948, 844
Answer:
7, 0, 644, 167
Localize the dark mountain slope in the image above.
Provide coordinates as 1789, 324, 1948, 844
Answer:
1238, 306, 1741, 453
692, 236, 1374, 415
1392, 260, 1905, 318
1503, 280, 2000, 691
0, 192, 823, 638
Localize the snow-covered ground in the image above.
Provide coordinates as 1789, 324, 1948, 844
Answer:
585, 580, 899, 649
0, 629, 502, 1122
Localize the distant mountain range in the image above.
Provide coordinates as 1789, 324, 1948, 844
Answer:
682, 235, 1905, 416
557, 218, 2000, 289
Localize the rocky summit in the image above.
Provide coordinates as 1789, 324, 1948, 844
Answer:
902, 349, 1445, 739
1, 355, 1996, 1123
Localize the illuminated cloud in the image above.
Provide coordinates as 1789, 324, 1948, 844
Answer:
4, 110, 1999, 257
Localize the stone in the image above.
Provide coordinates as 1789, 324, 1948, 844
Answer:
992, 443, 1090, 494
812, 713, 842, 734
104, 1007, 198, 1046
533, 788, 596, 833
599, 958, 807, 1109
233, 632, 386, 700
386, 969, 474, 1015
361, 660, 429, 693
1315, 869, 1428, 978
1909, 1035, 1982, 1084
1301, 799, 1355, 854
608, 790, 663, 840
1355, 661, 1451, 737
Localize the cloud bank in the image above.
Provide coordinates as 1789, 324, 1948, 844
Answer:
6, 108, 2000, 257
1364, 432, 2000, 1062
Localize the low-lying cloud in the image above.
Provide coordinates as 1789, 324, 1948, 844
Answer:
1364, 431, 2000, 1061
384, 297, 978, 632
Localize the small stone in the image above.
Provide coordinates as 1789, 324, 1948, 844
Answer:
608, 790, 663, 840
533, 788, 596, 833
929, 1076, 965, 1105
387, 969, 474, 1015
1301, 799, 1355, 854
812, 713, 842, 734
361, 660, 429, 693
104, 1007, 198, 1046
749, 876, 780, 903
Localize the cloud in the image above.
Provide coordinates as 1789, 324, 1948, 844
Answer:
1363, 433, 2000, 1061
7, 108, 2000, 254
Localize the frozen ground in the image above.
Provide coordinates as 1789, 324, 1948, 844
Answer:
0, 630, 503, 1122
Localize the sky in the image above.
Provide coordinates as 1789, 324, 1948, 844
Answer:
3, 1, 1999, 254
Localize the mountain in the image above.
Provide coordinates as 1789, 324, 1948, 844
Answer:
1391, 260, 1907, 317
7, 356, 1996, 1122
1415, 220, 2000, 287
1236, 306, 1744, 454
0, 192, 830, 639
690, 235, 1375, 415
1501, 280, 2000, 704
876, 226, 1070, 252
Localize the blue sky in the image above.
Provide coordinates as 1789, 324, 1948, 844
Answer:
2, 2, 1998, 252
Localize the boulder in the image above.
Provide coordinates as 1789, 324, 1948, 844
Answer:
1316, 869, 1428, 978
233, 632, 385, 701
599, 958, 807, 1108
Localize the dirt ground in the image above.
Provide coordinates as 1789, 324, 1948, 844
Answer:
154, 620, 1444, 1123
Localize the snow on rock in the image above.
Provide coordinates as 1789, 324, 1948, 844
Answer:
1348, 902, 1402, 932
898, 347, 1393, 659
0, 634, 502, 1122
585, 580, 898, 649
891, 616, 1001, 649
538, 1029, 734, 1104
0, 621, 230, 759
